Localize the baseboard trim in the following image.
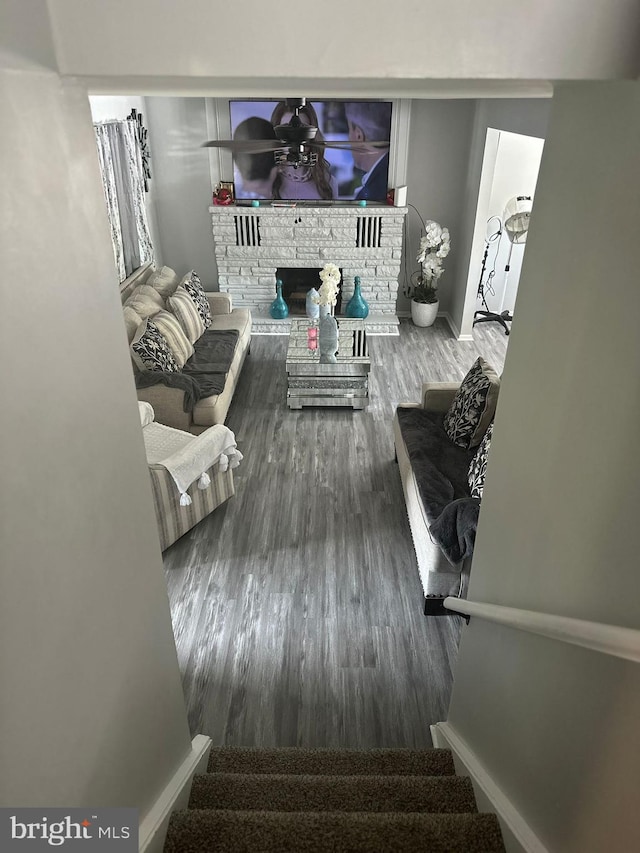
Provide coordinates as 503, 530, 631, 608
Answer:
430, 722, 548, 853
373, 309, 473, 341
139, 734, 212, 853
442, 312, 473, 341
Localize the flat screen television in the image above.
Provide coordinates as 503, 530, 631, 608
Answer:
228, 99, 392, 202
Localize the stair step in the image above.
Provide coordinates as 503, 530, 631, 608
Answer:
207, 746, 455, 777
190, 772, 476, 814
164, 809, 505, 853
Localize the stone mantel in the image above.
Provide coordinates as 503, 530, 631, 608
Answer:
210, 204, 407, 334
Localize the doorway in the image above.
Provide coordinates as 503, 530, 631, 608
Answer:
461, 128, 545, 340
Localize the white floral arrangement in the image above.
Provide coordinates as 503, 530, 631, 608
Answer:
416, 220, 451, 283
405, 220, 451, 305
317, 263, 341, 307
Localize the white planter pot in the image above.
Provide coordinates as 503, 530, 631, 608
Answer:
411, 299, 439, 327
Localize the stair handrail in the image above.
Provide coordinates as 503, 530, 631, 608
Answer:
444, 598, 640, 663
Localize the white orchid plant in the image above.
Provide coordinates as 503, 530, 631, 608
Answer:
407, 220, 451, 304
317, 263, 341, 309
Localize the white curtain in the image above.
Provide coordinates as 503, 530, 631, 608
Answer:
94, 120, 154, 281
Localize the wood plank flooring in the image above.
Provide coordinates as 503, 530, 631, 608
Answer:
163, 318, 508, 749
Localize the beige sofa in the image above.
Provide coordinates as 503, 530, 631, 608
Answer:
120, 263, 251, 434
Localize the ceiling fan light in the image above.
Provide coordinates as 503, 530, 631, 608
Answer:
275, 123, 318, 144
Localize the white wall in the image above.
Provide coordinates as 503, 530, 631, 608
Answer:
89, 94, 146, 123
46, 0, 640, 92
401, 99, 475, 317
0, 26, 191, 815
0, 0, 57, 70
478, 131, 544, 314
144, 97, 218, 288
447, 81, 640, 852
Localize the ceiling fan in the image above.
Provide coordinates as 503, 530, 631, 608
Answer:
201, 97, 389, 168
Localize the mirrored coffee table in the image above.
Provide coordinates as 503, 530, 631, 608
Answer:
286, 317, 370, 410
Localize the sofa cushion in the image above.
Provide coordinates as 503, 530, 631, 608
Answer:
131, 319, 180, 374
209, 307, 252, 340
124, 283, 164, 319
207, 292, 233, 315
147, 265, 179, 298
167, 285, 206, 344
151, 309, 194, 368
468, 421, 494, 499
443, 357, 500, 449
123, 306, 142, 344
181, 270, 212, 329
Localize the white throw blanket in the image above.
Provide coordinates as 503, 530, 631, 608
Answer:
142, 419, 242, 506
138, 401, 155, 428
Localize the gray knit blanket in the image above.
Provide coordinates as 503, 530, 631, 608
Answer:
136, 329, 239, 412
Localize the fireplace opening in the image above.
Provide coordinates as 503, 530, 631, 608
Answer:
276, 268, 343, 316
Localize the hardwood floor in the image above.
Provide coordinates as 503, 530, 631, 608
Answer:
163, 318, 508, 749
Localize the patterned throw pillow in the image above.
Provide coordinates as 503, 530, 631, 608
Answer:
167, 285, 206, 344
151, 309, 194, 368
468, 421, 494, 498
443, 357, 500, 448
130, 319, 180, 373
181, 270, 212, 329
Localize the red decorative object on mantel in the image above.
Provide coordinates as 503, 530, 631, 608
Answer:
212, 182, 234, 206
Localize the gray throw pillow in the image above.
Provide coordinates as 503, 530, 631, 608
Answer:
443, 357, 500, 448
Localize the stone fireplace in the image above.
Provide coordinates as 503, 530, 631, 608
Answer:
210, 204, 407, 334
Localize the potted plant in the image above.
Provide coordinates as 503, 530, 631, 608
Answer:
405, 220, 451, 327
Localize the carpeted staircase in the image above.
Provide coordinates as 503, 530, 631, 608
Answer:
163, 746, 506, 852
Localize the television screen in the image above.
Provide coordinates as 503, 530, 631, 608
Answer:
229, 100, 392, 202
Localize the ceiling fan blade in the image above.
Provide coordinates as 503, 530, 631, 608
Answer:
201, 139, 285, 152
202, 134, 390, 156
319, 140, 390, 150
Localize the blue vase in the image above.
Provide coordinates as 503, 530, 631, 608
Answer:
345, 276, 369, 319
269, 279, 289, 319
